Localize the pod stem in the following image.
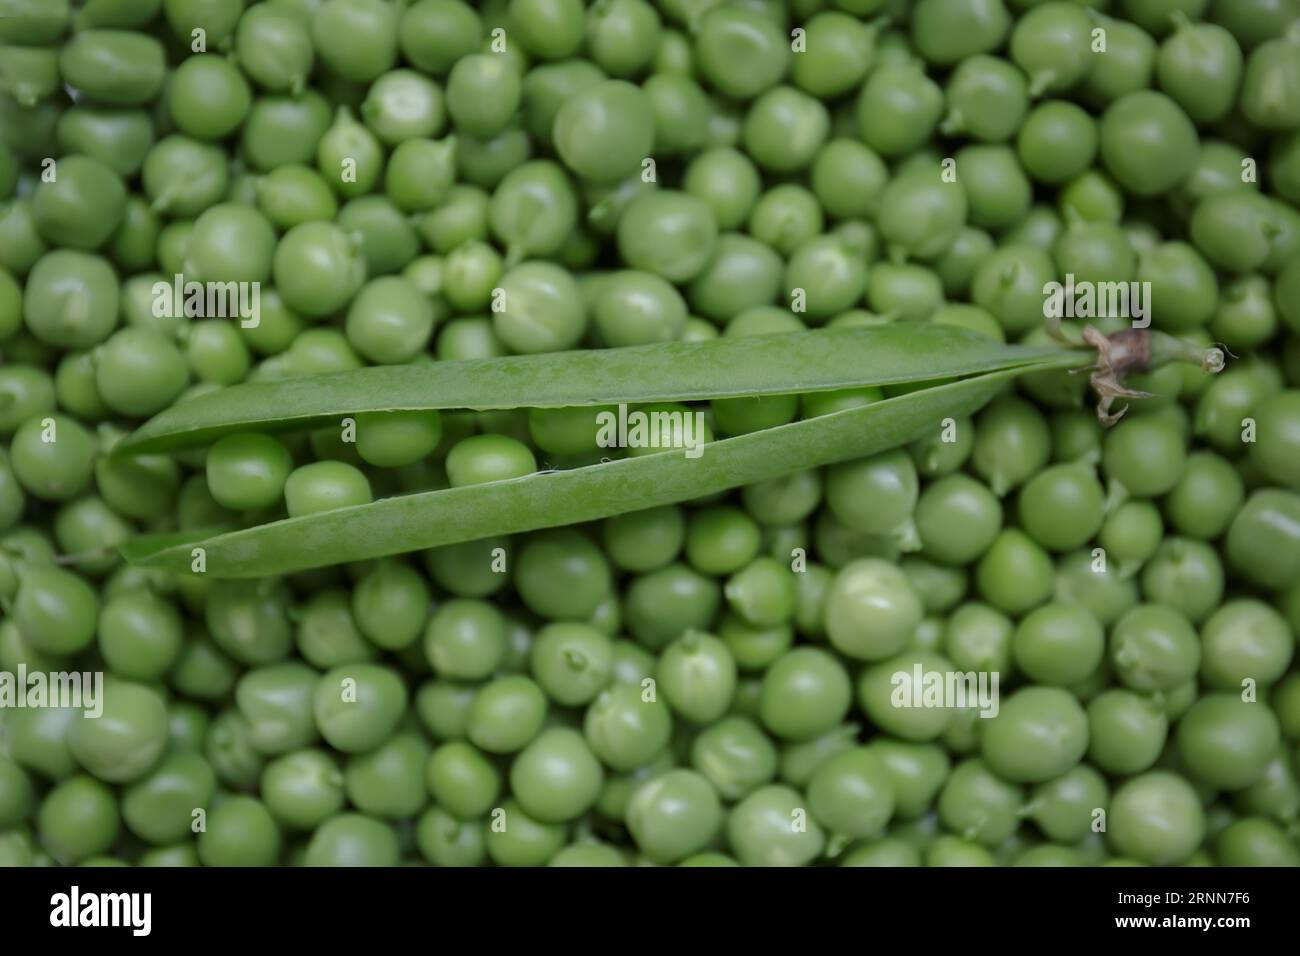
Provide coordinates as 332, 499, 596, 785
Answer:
1071, 325, 1226, 425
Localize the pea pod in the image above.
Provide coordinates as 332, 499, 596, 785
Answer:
117, 325, 1072, 454
121, 362, 1075, 577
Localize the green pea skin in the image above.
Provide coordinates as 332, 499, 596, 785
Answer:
758, 647, 850, 742
626, 768, 722, 864
415, 806, 485, 867
510, 529, 610, 624
1156, 19, 1243, 124
1227, 489, 1300, 592
552, 80, 654, 185
1107, 771, 1205, 865
1217, 818, 1300, 867
602, 506, 685, 572
981, 686, 1089, 784
971, 395, 1052, 495
975, 529, 1055, 617
1012, 602, 1104, 687
856, 64, 943, 158
121, 752, 216, 846
807, 747, 895, 839
167, 55, 251, 143
301, 813, 398, 867
938, 757, 1023, 847
694, 4, 790, 101
915, 473, 1002, 566
943, 601, 1013, 677
657, 630, 736, 724
791, 12, 875, 98
399, 0, 481, 74
258, 749, 346, 830
97, 590, 184, 682
1017, 463, 1107, 552
1177, 694, 1281, 791
423, 598, 507, 680
68, 679, 168, 784
311, 664, 407, 755
824, 557, 923, 661
343, 732, 430, 819
508, 727, 604, 822
877, 165, 965, 264
689, 715, 777, 800
468, 675, 548, 754
485, 798, 566, 867
1139, 537, 1224, 624
58, 29, 166, 106
1085, 688, 1168, 776
1110, 602, 1201, 693
1009, 1, 1094, 95
38, 775, 120, 864
1240, 30, 1300, 130
425, 741, 500, 822
271, 220, 367, 319
235, 3, 314, 93
728, 784, 825, 867
311, 0, 398, 84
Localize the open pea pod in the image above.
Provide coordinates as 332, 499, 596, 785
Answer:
120, 362, 1077, 578
115, 325, 1072, 453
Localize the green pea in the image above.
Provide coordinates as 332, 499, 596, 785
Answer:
981, 686, 1089, 783
975, 529, 1055, 617
553, 80, 654, 184
59, 29, 165, 106
508, 727, 604, 822
197, 796, 282, 868
1177, 693, 1281, 791
937, 757, 1023, 847
272, 220, 367, 319
342, 732, 430, 819
856, 64, 943, 157
1110, 602, 1201, 692
311, 663, 407, 754
1107, 771, 1205, 865
593, 269, 687, 346
654, 630, 735, 724
68, 679, 168, 784
758, 647, 850, 742
97, 590, 183, 682
1012, 602, 1105, 687
1087, 688, 1168, 775
425, 741, 500, 821
727, 784, 825, 866
121, 752, 216, 845
625, 768, 721, 863
167, 55, 252, 142
694, 4, 790, 101
584, 682, 672, 772
38, 775, 120, 864
468, 674, 547, 754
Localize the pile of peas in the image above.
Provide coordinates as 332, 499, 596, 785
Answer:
2, 0, 1300, 868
